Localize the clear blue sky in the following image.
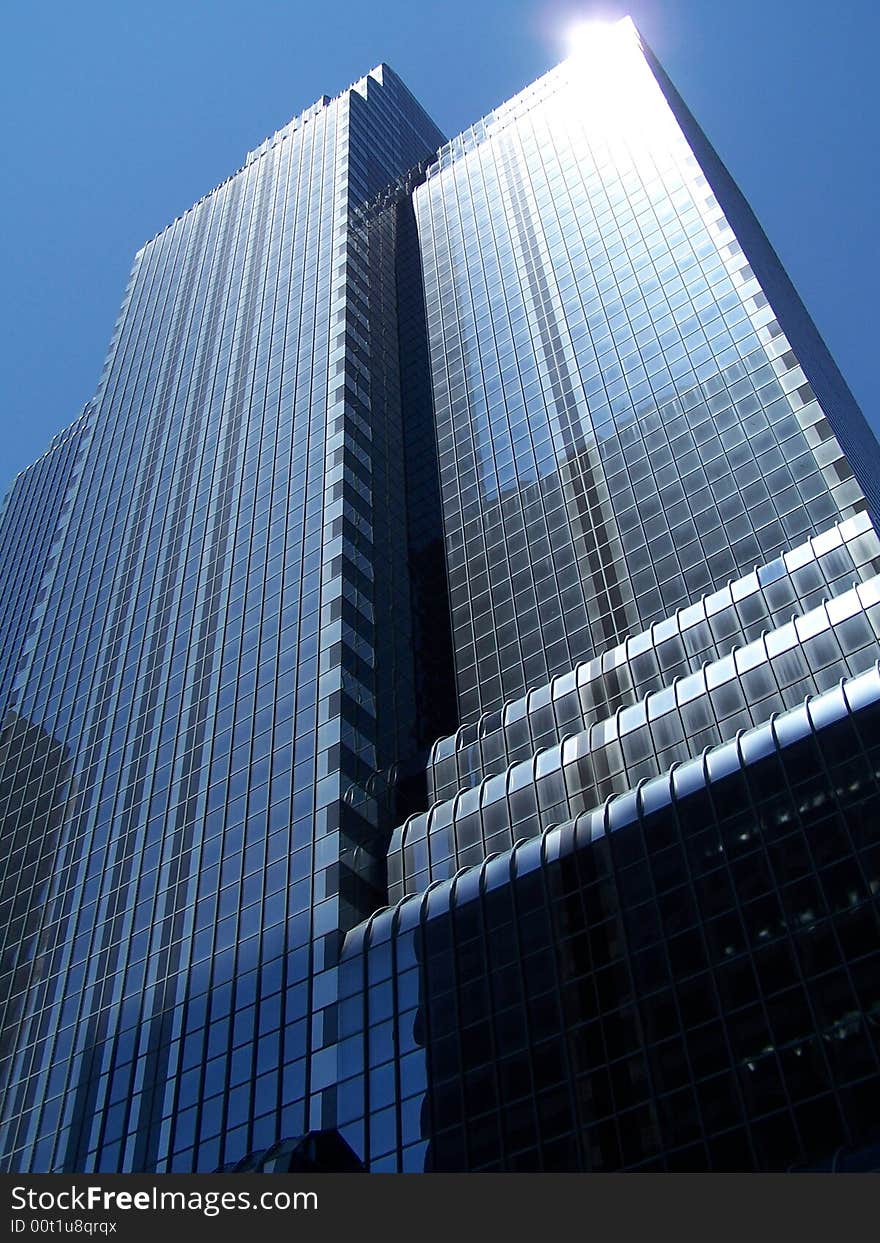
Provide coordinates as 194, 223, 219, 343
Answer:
1, 0, 877, 491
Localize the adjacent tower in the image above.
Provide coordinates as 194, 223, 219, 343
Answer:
0, 67, 448, 1173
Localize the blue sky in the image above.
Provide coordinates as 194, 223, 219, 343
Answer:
1, 0, 877, 490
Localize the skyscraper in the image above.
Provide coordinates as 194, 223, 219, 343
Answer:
1, 17, 878, 1174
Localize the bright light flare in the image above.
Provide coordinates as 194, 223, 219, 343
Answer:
563, 14, 636, 64
554, 15, 665, 149
565, 18, 617, 57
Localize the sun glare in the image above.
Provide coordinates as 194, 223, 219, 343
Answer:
563, 15, 632, 63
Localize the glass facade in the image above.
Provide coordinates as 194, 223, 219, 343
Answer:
389, 516, 880, 901
339, 666, 880, 1171
0, 67, 447, 1174
415, 21, 879, 722
1, 17, 878, 1174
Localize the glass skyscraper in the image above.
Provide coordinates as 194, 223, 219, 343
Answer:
1, 17, 878, 1174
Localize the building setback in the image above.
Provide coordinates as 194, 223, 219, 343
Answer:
0, 18, 878, 1172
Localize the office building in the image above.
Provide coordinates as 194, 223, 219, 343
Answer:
1, 18, 878, 1172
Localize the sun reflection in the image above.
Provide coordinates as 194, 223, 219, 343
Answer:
564, 17, 620, 59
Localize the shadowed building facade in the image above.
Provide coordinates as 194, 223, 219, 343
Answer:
0, 18, 878, 1173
